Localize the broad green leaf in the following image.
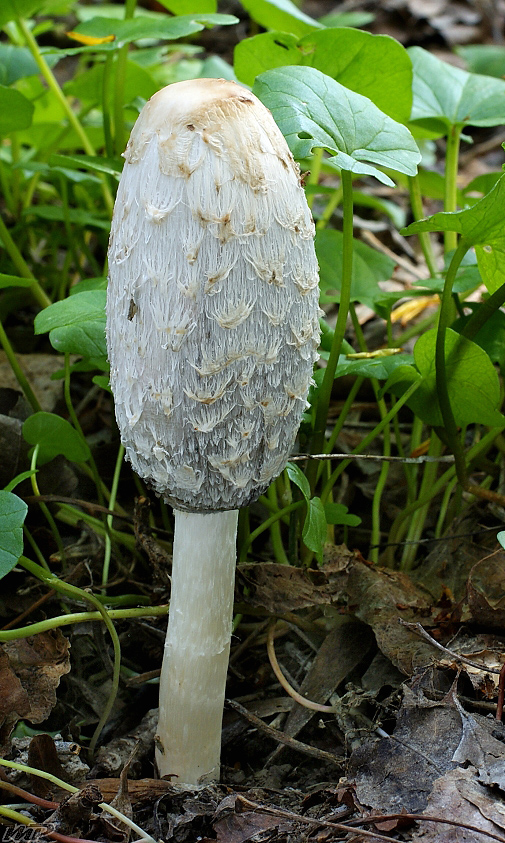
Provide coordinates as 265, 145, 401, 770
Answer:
403, 328, 504, 428
49, 153, 122, 177
286, 462, 310, 501
26, 205, 110, 231
72, 13, 238, 48
316, 229, 395, 308
334, 352, 414, 380
0, 86, 33, 134
402, 174, 505, 293
34, 290, 107, 359
23, 412, 91, 465
453, 304, 505, 371
302, 496, 327, 560
156, 0, 216, 11
0, 0, 47, 27
236, 28, 412, 122
0, 273, 36, 290
254, 67, 420, 185
69, 277, 107, 296
456, 45, 505, 79
409, 46, 505, 136
0, 491, 27, 579
65, 59, 156, 108
239, 0, 322, 36
324, 502, 361, 527
0, 44, 58, 84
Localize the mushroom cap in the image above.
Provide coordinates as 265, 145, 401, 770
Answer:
106, 78, 320, 512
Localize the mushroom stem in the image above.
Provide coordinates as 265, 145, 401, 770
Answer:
155, 509, 238, 784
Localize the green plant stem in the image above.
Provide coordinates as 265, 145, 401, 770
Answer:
461, 281, 505, 342
102, 53, 115, 159
0, 214, 51, 308
309, 169, 354, 489
435, 238, 470, 485
320, 379, 421, 505
316, 185, 343, 230
0, 605, 168, 641
434, 475, 458, 538
444, 124, 462, 253
306, 147, 323, 211
17, 555, 121, 760
64, 354, 105, 508
408, 174, 439, 277
16, 18, 114, 216
239, 501, 303, 564
30, 446, 65, 564
102, 443, 125, 587
0, 321, 42, 411
399, 433, 442, 570
57, 503, 137, 551
113, 0, 138, 155
267, 482, 290, 565
388, 424, 503, 558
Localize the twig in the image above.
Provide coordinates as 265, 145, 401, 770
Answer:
236, 795, 505, 843
399, 620, 502, 675
289, 453, 455, 463
266, 621, 336, 713
360, 229, 427, 279
225, 699, 343, 767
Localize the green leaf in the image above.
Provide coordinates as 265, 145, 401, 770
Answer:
23, 412, 91, 465
0, 491, 27, 579
72, 13, 238, 48
65, 59, 156, 108
156, 0, 216, 11
456, 45, 505, 79
302, 496, 327, 560
254, 66, 420, 185
239, 0, 322, 36
453, 304, 505, 371
316, 229, 396, 308
324, 502, 361, 527
0, 44, 58, 84
0, 273, 36, 290
403, 328, 504, 428
286, 462, 310, 501
49, 153, 122, 177
334, 352, 414, 380
25, 205, 110, 231
0, 0, 47, 27
402, 174, 505, 293
236, 28, 412, 123
409, 46, 505, 136
0, 85, 33, 134
34, 290, 107, 359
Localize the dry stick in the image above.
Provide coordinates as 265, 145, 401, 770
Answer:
399, 620, 502, 675
236, 796, 505, 843
290, 452, 455, 463
226, 699, 342, 767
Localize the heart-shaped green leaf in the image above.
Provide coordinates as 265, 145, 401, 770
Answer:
402, 174, 505, 293
236, 28, 412, 122
72, 13, 238, 49
0, 85, 33, 134
239, 0, 322, 37
23, 412, 91, 465
409, 46, 505, 136
0, 491, 27, 579
254, 66, 420, 185
34, 290, 107, 360
393, 328, 504, 428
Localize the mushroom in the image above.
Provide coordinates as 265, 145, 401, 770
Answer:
106, 78, 320, 785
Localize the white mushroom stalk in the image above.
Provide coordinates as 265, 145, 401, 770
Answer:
106, 78, 320, 785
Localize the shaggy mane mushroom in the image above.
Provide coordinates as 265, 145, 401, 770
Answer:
106, 77, 320, 785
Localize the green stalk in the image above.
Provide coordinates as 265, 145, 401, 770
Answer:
102, 443, 125, 587
443, 124, 462, 253
64, 354, 105, 507
17, 555, 121, 759
0, 214, 51, 308
309, 169, 354, 487
0, 605, 168, 642
399, 433, 442, 570
113, 0, 138, 155
408, 174, 439, 277
102, 53, 115, 159
0, 320, 42, 411
461, 281, 505, 342
435, 238, 470, 485
320, 379, 421, 505
316, 184, 343, 230
306, 147, 323, 211
16, 18, 114, 216
239, 501, 303, 563
267, 482, 290, 565
30, 446, 65, 564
